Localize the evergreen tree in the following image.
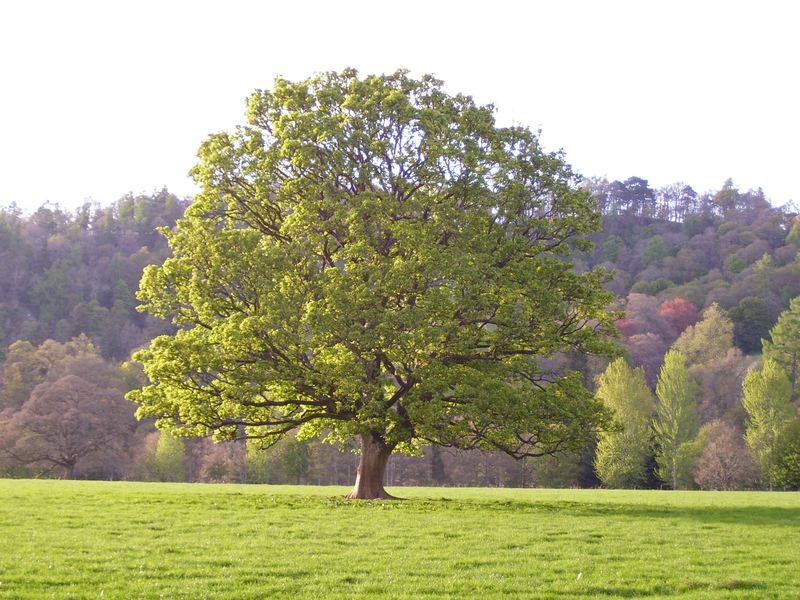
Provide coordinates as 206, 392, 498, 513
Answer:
654, 351, 699, 489
594, 358, 655, 488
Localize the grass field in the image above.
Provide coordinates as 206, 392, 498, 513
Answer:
1, 480, 798, 599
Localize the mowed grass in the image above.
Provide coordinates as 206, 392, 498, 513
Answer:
0, 480, 798, 599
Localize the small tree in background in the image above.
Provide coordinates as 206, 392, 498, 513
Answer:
770, 423, 800, 490
594, 358, 655, 488
671, 303, 734, 367
654, 350, 699, 489
742, 360, 795, 489
153, 432, 186, 482
693, 421, 757, 490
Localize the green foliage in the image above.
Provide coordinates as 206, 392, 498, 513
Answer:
594, 359, 655, 488
629, 278, 673, 295
129, 69, 617, 466
671, 304, 734, 366
682, 214, 708, 238
742, 360, 795, 489
762, 295, 800, 400
724, 254, 746, 274
771, 423, 800, 490
786, 220, 800, 246
642, 235, 669, 266
600, 234, 624, 262
729, 296, 772, 354
653, 351, 699, 488
153, 433, 186, 482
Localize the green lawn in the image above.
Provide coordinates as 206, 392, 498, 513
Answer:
0, 480, 798, 599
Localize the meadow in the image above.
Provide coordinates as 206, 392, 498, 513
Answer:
0, 480, 798, 599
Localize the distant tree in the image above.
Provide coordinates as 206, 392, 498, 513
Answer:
724, 255, 746, 274
615, 318, 640, 338
528, 451, 583, 488
626, 333, 668, 386
770, 424, 800, 490
671, 304, 734, 367
693, 421, 757, 490
785, 219, 800, 247
0, 337, 135, 478
762, 296, 800, 400
642, 236, 668, 266
742, 360, 795, 489
729, 296, 772, 354
658, 298, 700, 336
153, 432, 187, 482
1, 373, 132, 478
600, 234, 625, 262
690, 348, 750, 425
594, 359, 655, 488
654, 351, 699, 489
128, 69, 618, 499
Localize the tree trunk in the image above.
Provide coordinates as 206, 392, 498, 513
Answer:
346, 434, 398, 499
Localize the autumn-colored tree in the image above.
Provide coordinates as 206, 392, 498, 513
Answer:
658, 298, 700, 336
654, 351, 699, 489
594, 358, 655, 488
128, 69, 617, 499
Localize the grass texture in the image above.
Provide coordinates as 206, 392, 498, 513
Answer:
0, 480, 798, 598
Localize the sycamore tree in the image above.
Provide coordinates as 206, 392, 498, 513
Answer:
127, 69, 617, 499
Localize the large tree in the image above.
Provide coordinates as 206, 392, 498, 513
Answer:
128, 69, 617, 499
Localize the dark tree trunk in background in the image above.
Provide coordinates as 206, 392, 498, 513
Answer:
346, 434, 397, 499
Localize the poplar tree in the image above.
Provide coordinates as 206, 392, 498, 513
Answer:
742, 359, 795, 489
654, 350, 699, 489
762, 296, 800, 401
594, 358, 655, 488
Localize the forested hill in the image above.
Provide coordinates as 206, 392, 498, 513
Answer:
0, 189, 190, 361
582, 176, 799, 362
0, 179, 795, 365
1, 178, 798, 487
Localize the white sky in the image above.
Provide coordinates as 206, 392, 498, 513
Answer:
1, 0, 797, 213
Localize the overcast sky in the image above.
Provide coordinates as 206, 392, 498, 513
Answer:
1, 0, 797, 213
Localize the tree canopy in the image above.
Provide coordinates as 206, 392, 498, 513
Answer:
128, 69, 617, 498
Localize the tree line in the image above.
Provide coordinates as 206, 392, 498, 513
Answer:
0, 178, 798, 489
1, 70, 799, 491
